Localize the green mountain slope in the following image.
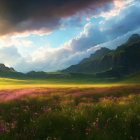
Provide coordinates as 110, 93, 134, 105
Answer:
62, 34, 140, 75
123, 70, 140, 83
80, 47, 111, 64
0, 64, 24, 78
0, 64, 16, 73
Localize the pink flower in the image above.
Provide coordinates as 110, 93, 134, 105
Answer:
34, 112, 38, 115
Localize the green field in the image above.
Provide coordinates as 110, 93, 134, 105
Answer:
0, 74, 140, 140
1, 71, 140, 87
0, 77, 136, 90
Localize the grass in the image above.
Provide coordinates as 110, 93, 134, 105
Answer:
0, 86, 140, 140
0, 75, 140, 140
0, 75, 140, 90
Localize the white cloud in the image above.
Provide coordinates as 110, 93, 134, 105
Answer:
0, 37, 34, 48
12, 27, 140, 73
95, 0, 136, 19
0, 46, 21, 67
0, 1, 140, 72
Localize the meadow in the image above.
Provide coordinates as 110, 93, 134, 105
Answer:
0, 78, 140, 140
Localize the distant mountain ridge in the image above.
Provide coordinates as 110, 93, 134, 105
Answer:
0, 64, 16, 73
127, 34, 140, 44
62, 34, 140, 75
1, 34, 140, 80
80, 47, 111, 64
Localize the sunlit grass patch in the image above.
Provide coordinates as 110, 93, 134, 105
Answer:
0, 76, 139, 90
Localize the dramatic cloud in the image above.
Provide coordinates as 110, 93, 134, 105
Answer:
13, 28, 140, 72
60, 2, 140, 52
64, 23, 107, 51
0, 0, 117, 36
102, 3, 140, 38
95, 0, 134, 19
0, 0, 140, 72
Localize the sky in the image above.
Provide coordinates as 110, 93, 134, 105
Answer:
0, 0, 140, 72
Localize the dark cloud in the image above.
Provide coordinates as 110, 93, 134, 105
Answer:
0, 0, 114, 36
1, 1, 140, 72
71, 3, 140, 52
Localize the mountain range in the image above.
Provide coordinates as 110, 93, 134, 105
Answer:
0, 34, 140, 80
62, 34, 140, 77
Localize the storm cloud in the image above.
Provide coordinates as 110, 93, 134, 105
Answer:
0, 0, 116, 36
13, 2, 140, 72
0, 0, 140, 72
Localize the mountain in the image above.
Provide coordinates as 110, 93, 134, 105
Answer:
0, 64, 24, 78
62, 47, 112, 73
127, 34, 140, 43
62, 34, 140, 76
0, 64, 16, 73
1, 34, 140, 80
80, 47, 111, 64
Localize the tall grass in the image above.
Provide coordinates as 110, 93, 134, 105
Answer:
0, 87, 140, 140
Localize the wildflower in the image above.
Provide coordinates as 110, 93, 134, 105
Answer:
96, 118, 99, 122
47, 136, 52, 140
86, 127, 92, 132
72, 128, 75, 131
11, 123, 16, 129
104, 125, 107, 130
0, 123, 9, 133
42, 106, 48, 112
34, 112, 39, 118
34, 112, 38, 115
96, 124, 99, 129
